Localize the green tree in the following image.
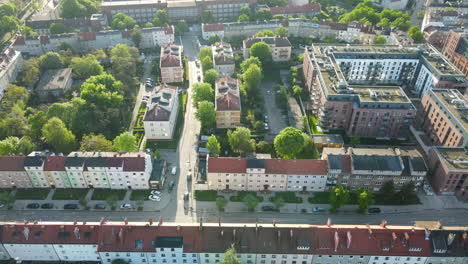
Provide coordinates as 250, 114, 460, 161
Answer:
240, 57, 261, 72
243, 64, 262, 92
42, 117, 77, 154
153, 10, 170, 27
27, 110, 46, 141
273, 14, 286, 19
208, 34, 221, 45
417, 11, 425, 19
373, 35, 387, 44
292, 85, 302, 96
0, 136, 35, 155
39, 52, 63, 71
275, 26, 288, 37
196, 101, 216, 133
329, 185, 349, 212
219, 245, 241, 264
144, 22, 153, 28
356, 188, 374, 213
80, 134, 113, 151
350, 136, 360, 145
203, 69, 218, 87
70, 55, 103, 79
215, 196, 228, 211
0, 2, 17, 17
0, 16, 19, 37
113, 132, 138, 152
0, 191, 15, 208
201, 56, 213, 72
396, 182, 418, 205
249, 41, 272, 63
256, 141, 272, 153
376, 180, 396, 205
273, 197, 285, 210
198, 48, 212, 61
242, 193, 259, 211
80, 74, 124, 107
49, 23, 71, 34
111, 13, 136, 30
131, 29, 142, 47
240, 6, 254, 20
256, 9, 272, 21
201, 10, 215, 23
21, 26, 35, 37
227, 127, 255, 156
408, 26, 424, 43
238, 14, 250, 22
192, 82, 214, 106
106, 195, 119, 209
60, 0, 99, 18
109, 44, 139, 85
175, 20, 189, 35
254, 30, 275, 37
274, 127, 307, 159
206, 134, 221, 156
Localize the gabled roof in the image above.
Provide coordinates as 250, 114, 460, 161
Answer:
244, 37, 292, 48
0, 156, 26, 171
270, 3, 320, 15
215, 76, 241, 111
24, 156, 44, 167
122, 157, 145, 171
208, 157, 247, 173
43, 156, 66, 171
352, 155, 402, 172
64, 156, 85, 167
203, 23, 224, 32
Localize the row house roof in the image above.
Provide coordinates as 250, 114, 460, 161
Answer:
270, 3, 320, 15
244, 36, 292, 48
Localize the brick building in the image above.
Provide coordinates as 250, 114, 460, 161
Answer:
160, 43, 183, 83
442, 31, 468, 76
215, 76, 241, 128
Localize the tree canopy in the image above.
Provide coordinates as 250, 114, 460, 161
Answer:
208, 34, 221, 45
113, 132, 138, 152
274, 127, 307, 159
80, 134, 113, 151
203, 69, 218, 87
201, 10, 215, 24
192, 82, 214, 106
408, 26, 424, 43
206, 134, 221, 156
243, 64, 262, 92
329, 185, 349, 212
0, 136, 35, 155
61, 0, 99, 18
49, 23, 72, 34
356, 188, 374, 213
275, 26, 288, 37
227, 127, 255, 156
42, 117, 77, 154
39, 52, 64, 71
249, 41, 272, 63
196, 101, 216, 133
240, 57, 261, 72
70, 55, 103, 80
153, 10, 170, 27
111, 13, 137, 30
373, 35, 387, 44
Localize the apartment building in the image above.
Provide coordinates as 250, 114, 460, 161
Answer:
212, 42, 235, 76
323, 147, 427, 191
207, 157, 328, 192
427, 147, 467, 200
64, 155, 88, 188
215, 76, 241, 128
0, 157, 31, 188
143, 84, 180, 140
374, 0, 408, 10
303, 44, 467, 139
36, 68, 73, 99
43, 156, 72, 188
160, 43, 183, 83
202, 24, 225, 40
441, 31, 468, 76
11, 26, 175, 56
417, 89, 468, 148
0, 48, 22, 100
4, 221, 464, 264
24, 155, 48, 188
243, 36, 292, 62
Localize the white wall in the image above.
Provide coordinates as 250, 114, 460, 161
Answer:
286, 174, 327, 192
53, 244, 100, 262
368, 255, 427, 264
4, 244, 59, 262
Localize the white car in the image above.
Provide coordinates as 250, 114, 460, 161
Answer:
171, 166, 177, 175
151, 190, 161, 196
120, 203, 133, 209
148, 195, 161, 201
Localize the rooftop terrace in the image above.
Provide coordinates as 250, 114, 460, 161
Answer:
436, 147, 468, 170
431, 89, 468, 130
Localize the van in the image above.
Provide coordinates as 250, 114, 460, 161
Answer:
168, 181, 175, 191
187, 172, 192, 181
171, 166, 177, 175
184, 192, 189, 200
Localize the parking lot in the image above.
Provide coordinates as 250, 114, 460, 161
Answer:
261, 80, 287, 136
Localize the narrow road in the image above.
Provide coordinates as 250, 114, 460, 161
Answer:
128, 55, 153, 133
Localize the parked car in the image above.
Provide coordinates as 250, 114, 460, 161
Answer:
264, 123, 269, 130
171, 166, 177, 175
41, 203, 54, 209
148, 195, 161, 201
94, 204, 106, 210
151, 190, 161, 196
184, 192, 189, 200
187, 172, 192, 181
262, 205, 275, 211
195, 60, 200, 67
197, 75, 201, 82
168, 181, 175, 191
26, 203, 40, 209
312, 207, 325, 212
368, 207, 381, 213
0, 204, 4, 208
120, 203, 133, 209
64, 204, 78, 210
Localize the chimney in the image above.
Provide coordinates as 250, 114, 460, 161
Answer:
346, 231, 352, 248
277, 230, 281, 242
334, 231, 339, 252
255, 222, 258, 233
327, 218, 332, 227
149, 218, 153, 225
404, 232, 410, 241
392, 232, 397, 241
221, 230, 224, 237
447, 233, 456, 246
124, 217, 128, 225
74, 227, 80, 240
290, 229, 293, 241
424, 228, 430, 240
199, 218, 203, 231
159, 216, 163, 226
83, 221, 87, 225
118, 228, 124, 241
272, 219, 276, 227
380, 220, 387, 228
233, 229, 236, 239
218, 217, 221, 227
177, 225, 181, 232
73, 220, 77, 225
23, 227, 30, 241
100, 217, 106, 225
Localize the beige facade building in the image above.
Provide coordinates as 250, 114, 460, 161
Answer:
160, 43, 183, 83
143, 84, 179, 140
0, 156, 31, 188
243, 36, 292, 62
212, 42, 235, 76
215, 76, 241, 128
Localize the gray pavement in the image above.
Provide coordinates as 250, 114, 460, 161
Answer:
262, 80, 287, 137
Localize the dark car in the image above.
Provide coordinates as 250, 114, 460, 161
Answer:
41, 203, 54, 209
168, 181, 175, 191
368, 207, 381, 213
64, 204, 78, 210
94, 203, 106, 210
26, 203, 40, 209
262, 205, 275, 211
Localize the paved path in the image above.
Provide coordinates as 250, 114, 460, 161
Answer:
128, 55, 153, 133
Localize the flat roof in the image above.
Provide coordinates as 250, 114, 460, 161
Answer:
431, 89, 468, 131
436, 147, 468, 170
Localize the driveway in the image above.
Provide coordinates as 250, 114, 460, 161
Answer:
261, 80, 287, 137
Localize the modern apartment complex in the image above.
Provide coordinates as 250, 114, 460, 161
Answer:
160, 43, 183, 83
427, 147, 468, 200
303, 44, 466, 139
212, 42, 235, 76
1, 221, 467, 264
417, 89, 468, 148
11, 26, 175, 56
0, 48, 23, 100
143, 84, 180, 140
215, 76, 241, 128
322, 147, 427, 191
441, 31, 468, 76
206, 157, 328, 192
243, 36, 292, 62
0, 152, 153, 190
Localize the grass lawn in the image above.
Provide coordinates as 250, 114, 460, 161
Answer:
230, 191, 264, 202
91, 189, 127, 200
130, 190, 151, 201
269, 192, 303, 203
52, 189, 88, 200
308, 192, 330, 204
194, 190, 218, 201
146, 92, 187, 150
15, 189, 50, 200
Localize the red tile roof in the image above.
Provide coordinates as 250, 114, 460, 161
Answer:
79, 32, 96, 41
216, 92, 241, 111
340, 155, 351, 173
0, 156, 26, 171
12, 36, 25, 45
123, 157, 145, 171
43, 156, 66, 171
39, 36, 50, 45
106, 157, 124, 168
164, 26, 173, 35
265, 159, 328, 175
2, 223, 99, 244
208, 157, 247, 173
270, 3, 321, 15
203, 23, 224, 32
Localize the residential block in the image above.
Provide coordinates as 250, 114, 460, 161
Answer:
212, 42, 235, 77
160, 43, 183, 84
215, 76, 241, 128
243, 36, 292, 62
0, 48, 23, 100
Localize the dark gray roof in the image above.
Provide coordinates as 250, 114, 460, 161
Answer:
86, 157, 107, 167
247, 158, 265, 169
149, 159, 165, 182
155, 236, 183, 248
410, 156, 427, 172
24, 156, 44, 167
64, 157, 85, 167
328, 154, 342, 170
352, 155, 402, 171
429, 230, 468, 257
